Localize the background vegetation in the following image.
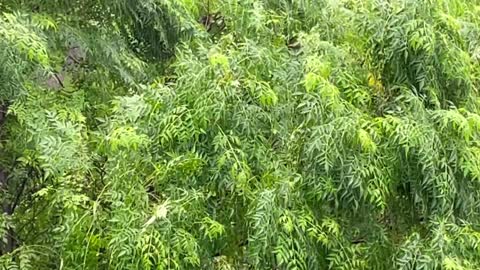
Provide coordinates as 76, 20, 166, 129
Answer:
1, 0, 480, 269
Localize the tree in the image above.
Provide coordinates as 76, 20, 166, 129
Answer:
1, 0, 480, 269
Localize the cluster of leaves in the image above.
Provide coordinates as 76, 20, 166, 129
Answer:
1, 0, 480, 269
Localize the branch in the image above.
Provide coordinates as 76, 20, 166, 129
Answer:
10, 172, 30, 214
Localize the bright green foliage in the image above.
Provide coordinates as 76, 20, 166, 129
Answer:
1, 0, 480, 269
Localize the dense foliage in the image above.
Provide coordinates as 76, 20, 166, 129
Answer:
1, 0, 480, 269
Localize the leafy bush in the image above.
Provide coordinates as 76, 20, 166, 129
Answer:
1, 0, 480, 269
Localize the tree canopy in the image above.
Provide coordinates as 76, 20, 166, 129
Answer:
1, 0, 480, 269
